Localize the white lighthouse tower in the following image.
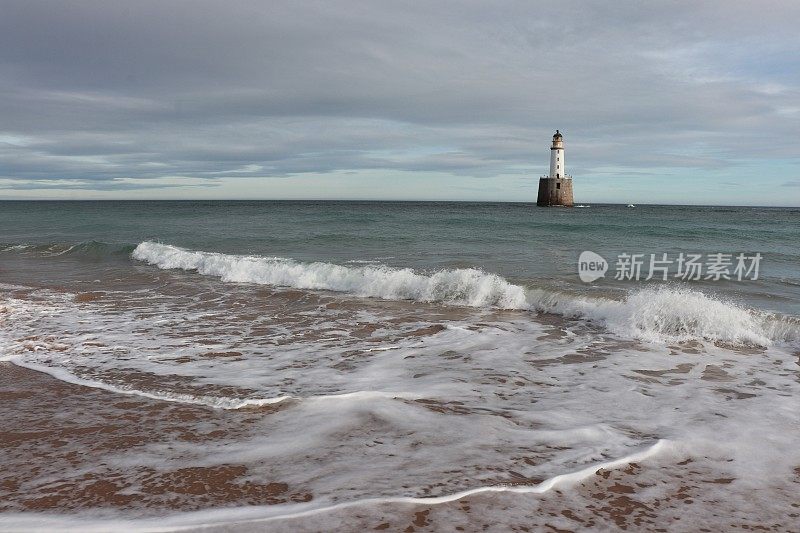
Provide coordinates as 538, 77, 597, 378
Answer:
537, 130, 574, 207
549, 129, 565, 178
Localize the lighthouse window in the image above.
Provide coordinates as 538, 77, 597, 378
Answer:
556, 183, 561, 189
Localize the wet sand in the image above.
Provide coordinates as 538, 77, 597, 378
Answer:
3, 362, 798, 531
0, 362, 311, 515
246, 459, 800, 532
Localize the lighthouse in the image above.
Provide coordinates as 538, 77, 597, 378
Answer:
536, 130, 574, 207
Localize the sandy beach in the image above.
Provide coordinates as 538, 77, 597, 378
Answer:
2, 359, 798, 532
2, 202, 800, 531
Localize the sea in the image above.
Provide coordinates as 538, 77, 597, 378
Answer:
1, 200, 799, 531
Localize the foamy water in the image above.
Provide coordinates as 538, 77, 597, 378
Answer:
1, 202, 799, 530
133, 241, 798, 346
132, 241, 529, 309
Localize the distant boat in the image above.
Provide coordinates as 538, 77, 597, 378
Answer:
575, 204, 590, 208
626, 204, 636, 208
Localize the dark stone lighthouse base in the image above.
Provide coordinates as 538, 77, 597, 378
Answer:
536, 177, 574, 207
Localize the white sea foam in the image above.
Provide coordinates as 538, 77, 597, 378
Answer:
3, 279, 800, 530
528, 286, 799, 346
132, 242, 798, 346
0, 282, 29, 290
5, 357, 293, 409
0, 440, 670, 532
132, 241, 528, 309
208, 439, 671, 525
0, 244, 32, 252
6, 356, 420, 410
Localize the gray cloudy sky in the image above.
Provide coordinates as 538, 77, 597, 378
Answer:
1, 0, 799, 204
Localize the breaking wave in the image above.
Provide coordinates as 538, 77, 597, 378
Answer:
529, 286, 800, 346
132, 241, 528, 308
131, 242, 799, 346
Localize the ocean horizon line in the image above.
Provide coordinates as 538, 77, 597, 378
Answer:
0, 198, 798, 208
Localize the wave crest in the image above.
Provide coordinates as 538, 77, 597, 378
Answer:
530, 286, 798, 346
132, 241, 528, 309
132, 242, 798, 346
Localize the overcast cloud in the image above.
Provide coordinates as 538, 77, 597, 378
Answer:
1, 0, 799, 204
